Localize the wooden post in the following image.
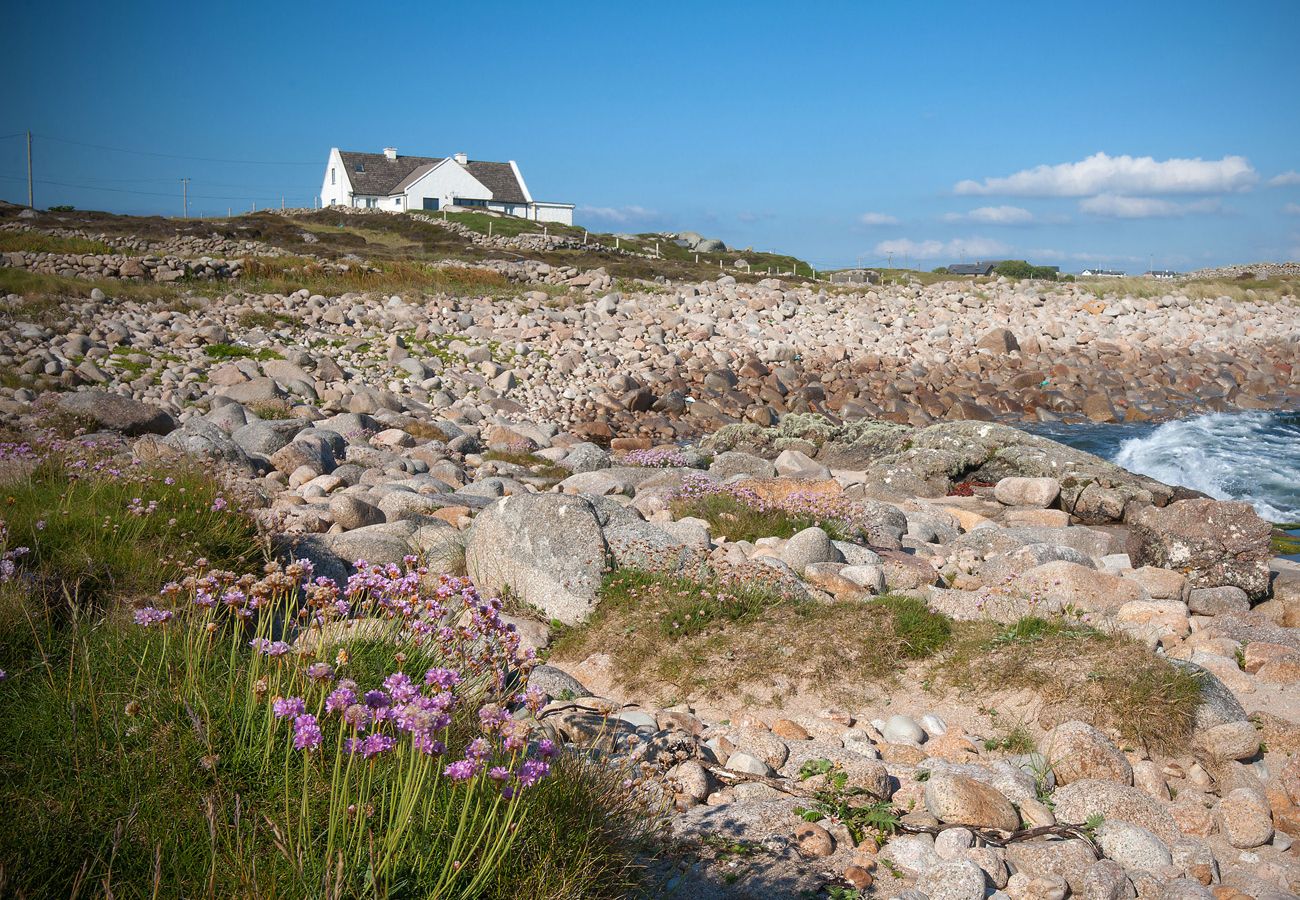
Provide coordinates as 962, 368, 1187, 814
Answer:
26, 130, 33, 208
488, 220, 493, 238
616, 237, 620, 249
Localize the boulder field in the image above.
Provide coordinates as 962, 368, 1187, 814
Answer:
12, 384, 1300, 899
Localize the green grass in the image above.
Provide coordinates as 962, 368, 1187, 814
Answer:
0, 230, 118, 255
203, 342, 283, 362
933, 616, 1203, 751
0, 453, 259, 606
553, 569, 952, 705
1271, 523, 1300, 555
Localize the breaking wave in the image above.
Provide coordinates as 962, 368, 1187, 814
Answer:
1111, 410, 1300, 522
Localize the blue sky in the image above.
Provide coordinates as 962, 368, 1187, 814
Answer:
3, 0, 1299, 271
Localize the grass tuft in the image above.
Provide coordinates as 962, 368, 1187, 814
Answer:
933, 616, 1203, 751
553, 568, 952, 704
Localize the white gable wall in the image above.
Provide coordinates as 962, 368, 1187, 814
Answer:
320, 148, 352, 207
402, 160, 493, 212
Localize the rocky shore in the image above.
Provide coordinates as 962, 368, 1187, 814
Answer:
3, 209, 1300, 899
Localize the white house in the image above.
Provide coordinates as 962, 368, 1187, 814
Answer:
319, 147, 574, 225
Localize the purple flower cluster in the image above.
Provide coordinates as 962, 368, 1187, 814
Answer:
133, 606, 174, 627
0, 521, 30, 583
250, 637, 292, 657
619, 446, 690, 468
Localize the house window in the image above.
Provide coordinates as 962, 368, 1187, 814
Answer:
395, 197, 402, 207
329, 199, 336, 206
355, 162, 364, 173
458, 198, 488, 208
330, 167, 336, 185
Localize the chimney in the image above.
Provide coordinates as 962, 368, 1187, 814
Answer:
383, 147, 398, 160
453, 152, 468, 165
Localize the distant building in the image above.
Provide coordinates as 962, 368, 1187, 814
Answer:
1080, 268, 1126, 278
1144, 269, 1180, 280
947, 261, 999, 276
828, 268, 880, 284
320, 146, 574, 224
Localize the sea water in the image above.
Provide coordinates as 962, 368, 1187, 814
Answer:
1029, 411, 1300, 555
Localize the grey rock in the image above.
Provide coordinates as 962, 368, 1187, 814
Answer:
56, 390, 175, 436
465, 494, 611, 625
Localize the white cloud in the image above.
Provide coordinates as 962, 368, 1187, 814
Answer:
1283, 203, 1300, 216
1270, 171, 1300, 187
577, 204, 659, 224
942, 205, 1034, 225
859, 211, 899, 225
872, 237, 1010, 260
955, 152, 1257, 197
1031, 248, 1144, 264
1079, 194, 1222, 218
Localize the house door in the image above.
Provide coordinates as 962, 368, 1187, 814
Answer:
423, 198, 439, 211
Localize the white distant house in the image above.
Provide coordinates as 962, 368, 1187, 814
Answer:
1080, 268, 1126, 278
320, 147, 574, 225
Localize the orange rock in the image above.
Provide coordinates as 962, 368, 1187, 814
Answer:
772, 719, 811, 741
795, 822, 835, 857
1243, 641, 1296, 673
1256, 655, 1300, 684
431, 506, 471, 527
844, 865, 874, 889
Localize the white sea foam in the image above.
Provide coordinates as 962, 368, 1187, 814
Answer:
1112, 411, 1300, 522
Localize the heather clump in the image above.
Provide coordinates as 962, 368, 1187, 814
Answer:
618, 446, 691, 468
669, 472, 874, 543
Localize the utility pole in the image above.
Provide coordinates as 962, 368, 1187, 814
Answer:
180, 178, 190, 218
26, 131, 33, 208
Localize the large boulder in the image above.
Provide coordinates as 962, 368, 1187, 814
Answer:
57, 390, 175, 436
1051, 779, 1180, 843
1014, 561, 1147, 612
1126, 499, 1271, 599
465, 494, 612, 625
924, 772, 1020, 831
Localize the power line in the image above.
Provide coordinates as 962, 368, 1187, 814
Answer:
32, 134, 317, 167
0, 173, 286, 202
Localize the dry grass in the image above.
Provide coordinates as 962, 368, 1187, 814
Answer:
0, 230, 118, 255
236, 256, 510, 297
552, 568, 952, 707
1075, 275, 1300, 304
931, 616, 1203, 752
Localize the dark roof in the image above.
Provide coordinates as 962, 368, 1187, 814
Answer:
336, 150, 527, 202
948, 262, 996, 275
338, 151, 439, 196
463, 161, 527, 204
